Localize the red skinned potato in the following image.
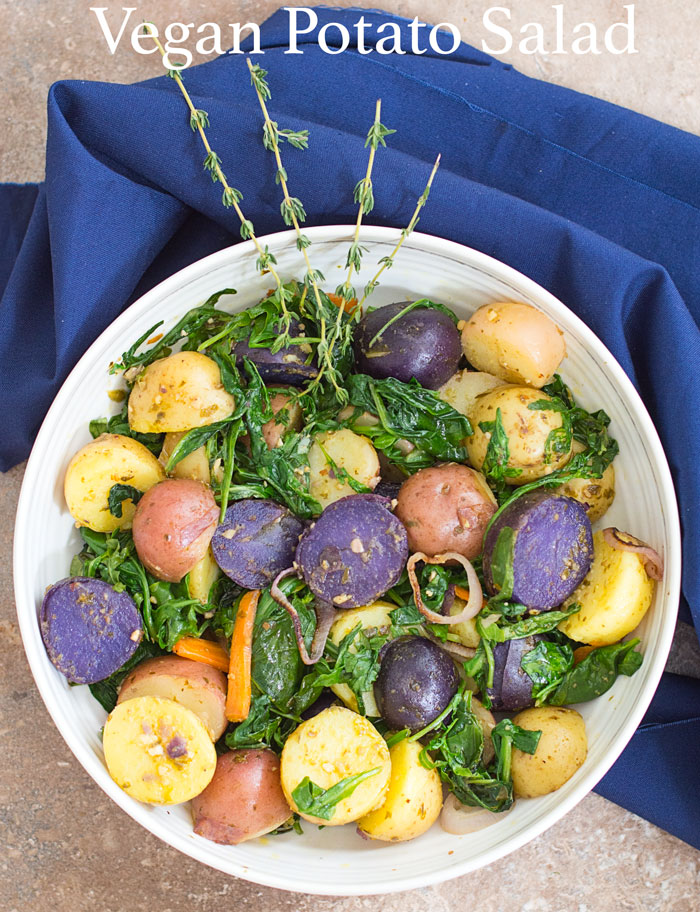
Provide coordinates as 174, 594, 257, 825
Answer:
117, 655, 228, 741
262, 389, 303, 449
132, 478, 219, 582
394, 464, 497, 560
192, 749, 292, 845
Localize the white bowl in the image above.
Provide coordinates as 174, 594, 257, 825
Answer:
14, 226, 681, 895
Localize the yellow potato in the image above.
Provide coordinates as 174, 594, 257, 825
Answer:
460, 302, 566, 388
328, 601, 395, 716
553, 442, 615, 522
449, 599, 480, 648
559, 530, 655, 645
187, 547, 221, 603
467, 385, 573, 484
160, 432, 211, 484
308, 428, 380, 510
511, 707, 587, 798
280, 706, 391, 826
128, 351, 235, 433
64, 433, 165, 532
357, 738, 442, 842
437, 369, 507, 420
103, 695, 217, 805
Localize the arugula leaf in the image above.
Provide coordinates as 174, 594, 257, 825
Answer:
291, 768, 381, 821
107, 484, 143, 518
548, 639, 643, 706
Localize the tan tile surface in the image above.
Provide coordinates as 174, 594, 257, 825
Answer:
2, 1, 699, 909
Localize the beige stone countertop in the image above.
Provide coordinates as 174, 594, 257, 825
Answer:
2, 2, 700, 909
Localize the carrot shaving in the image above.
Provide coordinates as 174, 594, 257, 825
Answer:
327, 292, 359, 315
573, 645, 596, 665
173, 636, 229, 673
226, 589, 261, 722
454, 585, 471, 602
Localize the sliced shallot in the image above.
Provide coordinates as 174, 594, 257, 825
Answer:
440, 793, 508, 835
407, 552, 483, 624
426, 634, 475, 661
602, 527, 664, 580
270, 566, 335, 665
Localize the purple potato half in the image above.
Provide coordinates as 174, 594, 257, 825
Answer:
295, 494, 408, 608
212, 499, 304, 589
483, 492, 593, 610
353, 302, 462, 390
374, 636, 459, 732
487, 636, 541, 712
233, 316, 317, 386
40, 577, 142, 685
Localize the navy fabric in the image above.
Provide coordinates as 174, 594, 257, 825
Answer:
1, 7, 698, 846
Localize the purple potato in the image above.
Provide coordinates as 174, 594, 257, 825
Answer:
40, 577, 142, 685
483, 492, 593, 610
295, 494, 408, 608
300, 690, 339, 720
233, 316, 317, 386
487, 636, 541, 712
374, 636, 459, 732
373, 480, 402, 501
212, 499, 304, 589
353, 302, 462, 389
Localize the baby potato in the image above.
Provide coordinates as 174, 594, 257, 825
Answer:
460, 302, 566, 388
467, 386, 573, 484
262, 388, 303, 450
308, 428, 380, 510
281, 706, 391, 826
187, 547, 221, 604
511, 707, 587, 798
64, 433, 165, 532
357, 738, 442, 842
103, 695, 217, 805
559, 530, 655, 645
437, 369, 507, 420
553, 441, 615, 522
128, 351, 235, 433
328, 601, 395, 716
159, 432, 210, 484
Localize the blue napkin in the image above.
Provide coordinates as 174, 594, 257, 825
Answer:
2, 7, 699, 847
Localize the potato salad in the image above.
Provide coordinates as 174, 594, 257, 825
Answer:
41, 285, 663, 844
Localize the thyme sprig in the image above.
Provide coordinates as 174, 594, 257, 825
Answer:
360, 153, 441, 306
143, 24, 294, 345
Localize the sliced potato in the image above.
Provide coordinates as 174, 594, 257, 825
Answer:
357, 738, 442, 842
160, 432, 211, 484
280, 706, 391, 826
449, 599, 480, 648
128, 351, 235, 433
437, 369, 506, 420
103, 695, 216, 804
187, 547, 221, 604
64, 433, 165, 532
511, 707, 587, 798
559, 530, 655, 646
308, 428, 380, 510
553, 442, 615, 523
328, 601, 395, 716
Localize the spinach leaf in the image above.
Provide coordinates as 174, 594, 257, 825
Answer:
333, 623, 391, 715
520, 640, 575, 702
479, 408, 522, 497
479, 604, 581, 643
488, 526, 515, 600
89, 403, 163, 456
251, 589, 306, 706
88, 639, 164, 713
107, 484, 143, 518
225, 694, 297, 752
548, 639, 643, 706
291, 768, 381, 821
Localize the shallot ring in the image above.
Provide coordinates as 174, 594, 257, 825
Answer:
602, 528, 664, 580
406, 551, 483, 624
270, 566, 335, 665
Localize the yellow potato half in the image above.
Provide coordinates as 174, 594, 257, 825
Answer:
103, 696, 217, 805
281, 706, 391, 826
308, 428, 380, 510
559, 530, 655, 646
357, 738, 442, 842
186, 547, 221, 604
160, 432, 211, 484
511, 707, 587, 798
64, 433, 165, 532
437, 369, 507, 421
128, 351, 235, 433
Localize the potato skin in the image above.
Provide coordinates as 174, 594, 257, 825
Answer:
192, 749, 292, 845
357, 738, 442, 842
262, 389, 303, 450
118, 654, 228, 741
281, 706, 391, 826
511, 707, 587, 798
395, 463, 497, 559
132, 478, 219, 583
559, 530, 655, 646
308, 429, 380, 510
554, 442, 615, 522
467, 386, 573, 484
128, 351, 235, 433
64, 433, 165, 532
437, 370, 506, 420
461, 302, 566, 388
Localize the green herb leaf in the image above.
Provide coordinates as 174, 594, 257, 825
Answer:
107, 484, 143, 518
291, 768, 381, 821
548, 639, 643, 706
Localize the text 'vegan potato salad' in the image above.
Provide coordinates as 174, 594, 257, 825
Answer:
41, 286, 663, 843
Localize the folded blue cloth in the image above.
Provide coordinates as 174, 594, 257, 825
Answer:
2, 7, 698, 847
